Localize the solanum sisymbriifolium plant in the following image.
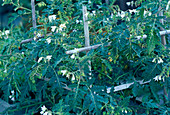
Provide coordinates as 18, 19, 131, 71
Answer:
0, 0, 169, 114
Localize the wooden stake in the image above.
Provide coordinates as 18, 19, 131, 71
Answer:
159, 0, 168, 102
82, 5, 91, 76
31, 0, 36, 29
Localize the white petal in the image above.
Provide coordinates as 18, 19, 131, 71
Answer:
51, 26, 57, 32
5, 30, 10, 35
43, 112, 48, 115
33, 37, 36, 41
61, 70, 67, 76
37, 33, 41, 37
11, 90, 15, 94
126, 2, 131, 6
46, 38, 51, 44
71, 75, 75, 81
46, 55, 52, 61
41, 105, 47, 111
152, 58, 156, 63
166, 1, 170, 10
107, 87, 111, 93
11, 97, 15, 101
158, 58, 163, 63
70, 54, 75, 59
38, 57, 43, 63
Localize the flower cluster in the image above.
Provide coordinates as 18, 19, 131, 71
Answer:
152, 57, 164, 64
38, 55, 52, 63
40, 105, 52, 115
0, 30, 10, 39
9, 90, 15, 101
60, 70, 76, 81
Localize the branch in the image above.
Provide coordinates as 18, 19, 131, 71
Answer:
20, 30, 170, 52
136, 30, 170, 39
66, 43, 111, 54
67, 30, 170, 54
43, 78, 75, 92
113, 80, 151, 92
0, 54, 12, 57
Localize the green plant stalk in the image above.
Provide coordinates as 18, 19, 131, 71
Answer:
6, 100, 49, 113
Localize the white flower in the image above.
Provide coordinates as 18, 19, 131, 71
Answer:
48, 15, 56, 22
144, 10, 152, 16
40, 111, 44, 114
126, 17, 130, 21
46, 55, 52, 61
61, 70, 67, 76
153, 75, 162, 81
129, 9, 138, 14
120, 11, 125, 18
5, 30, 10, 35
11, 90, 15, 94
11, 97, 15, 101
43, 111, 52, 115
126, 2, 131, 6
158, 57, 163, 64
33, 36, 36, 41
40, 105, 47, 114
89, 77, 92, 80
90, 85, 92, 88
66, 74, 70, 78
37, 33, 41, 37
71, 75, 75, 81
63, 33, 66, 37
166, 1, 170, 10
46, 38, 51, 44
76, 20, 79, 24
92, 10, 96, 15
125, 110, 127, 113
59, 23, 66, 31
22, 52, 24, 55
38, 57, 43, 63
9, 95, 15, 101
152, 58, 156, 63
4, 69, 7, 73
70, 54, 75, 59
107, 87, 111, 93
94, 91, 96, 94
59, 23, 66, 28
110, 13, 113, 18
51, 26, 57, 32
102, 89, 104, 91
117, 11, 125, 18
73, 29, 77, 32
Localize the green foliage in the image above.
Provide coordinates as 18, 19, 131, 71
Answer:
0, 0, 170, 114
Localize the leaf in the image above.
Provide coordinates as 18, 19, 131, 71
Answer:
96, 95, 108, 104
146, 35, 156, 54
132, 43, 142, 57
101, 59, 112, 71
149, 81, 160, 102
53, 58, 62, 68
141, 62, 160, 80
132, 83, 139, 97
83, 95, 91, 109
89, 103, 95, 112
